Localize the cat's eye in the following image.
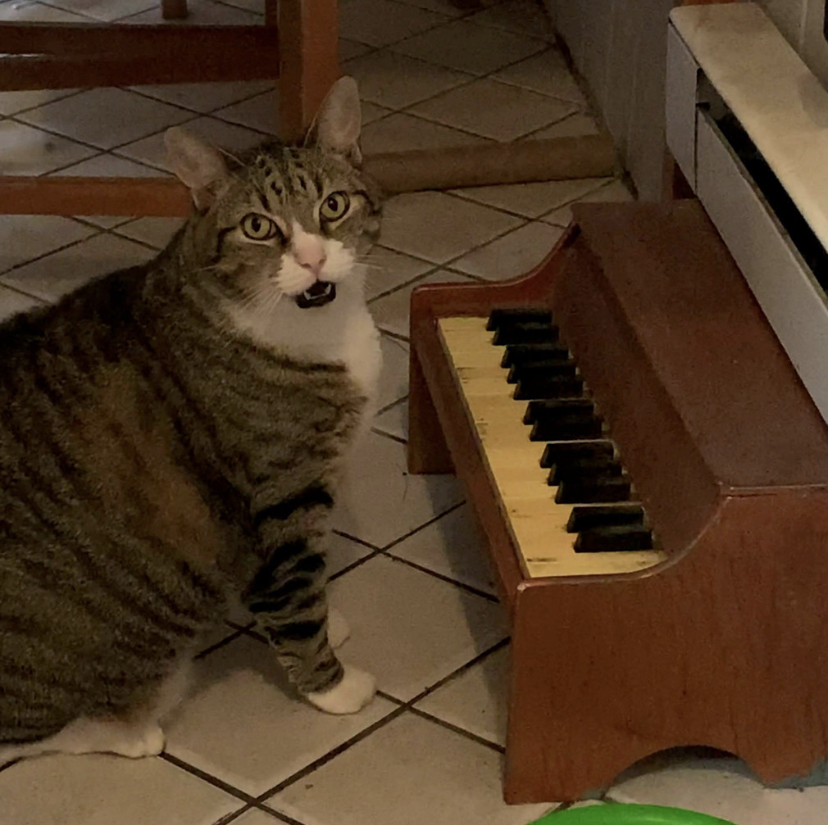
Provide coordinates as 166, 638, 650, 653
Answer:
319, 192, 350, 222
241, 213, 278, 241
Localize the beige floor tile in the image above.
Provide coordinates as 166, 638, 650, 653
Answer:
0, 215, 96, 275
332, 430, 463, 548
361, 245, 434, 301
51, 153, 163, 178
130, 81, 275, 114
0, 88, 79, 117
328, 556, 507, 699
340, 0, 448, 47
213, 0, 265, 12
361, 111, 488, 155
269, 713, 553, 825
126, 0, 261, 24
411, 78, 576, 141
541, 179, 633, 226
18, 88, 193, 150
230, 810, 285, 825
390, 0, 468, 17
360, 101, 391, 125
115, 217, 186, 249
340, 38, 375, 61
494, 50, 587, 106
0, 752, 241, 825
0, 120, 97, 175
0, 233, 153, 301
46, 0, 156, 20
451, 221, 563, 280
164, 635, 395, 796
373, 398, 408, 440
213, 90, 279, 135
388, 503, 497, 595
376, 333, 410, 409
0, 1, 93, 21
393, 18, 546, 75
451, 177, 609, 219
417, 645, 510, 745
368, 268, 474, 337
328, 531, 374, 577
467, 0, 554, 39
0, 285, 45, 322
609, 754, 828, 825
527, 112, 602, 140
117, 115, 265, 172
380, 191, 522, 263
345, 50, 472, 110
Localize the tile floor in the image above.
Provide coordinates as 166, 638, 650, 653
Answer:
0, 0, 823, 824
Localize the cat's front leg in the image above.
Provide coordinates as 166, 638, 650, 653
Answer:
243, 534, 375, 715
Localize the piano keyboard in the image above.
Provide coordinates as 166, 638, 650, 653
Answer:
439, 312, 667, 578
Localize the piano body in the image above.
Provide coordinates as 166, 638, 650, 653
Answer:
407, 5, 828, 804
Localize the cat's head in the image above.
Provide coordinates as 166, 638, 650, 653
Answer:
164, 77, 380, 314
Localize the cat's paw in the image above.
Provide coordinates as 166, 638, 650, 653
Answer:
327, 607, 350, 649
110, 724, 166, 759
306, 665, 376, 715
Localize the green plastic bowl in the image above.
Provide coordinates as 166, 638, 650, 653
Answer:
531, 803, 737, 825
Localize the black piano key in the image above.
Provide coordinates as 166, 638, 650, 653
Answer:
524, 398, 594, 425
515, 374, 584, 401
566, 504, 645, 533
492, 323, 559, 346
531, 417, 603, 441
555, 474, 631, 503
487, 309, 553, 331
506, 359, 577, 384
540, 440, 614, 469
549, 456, 623, 485
501, 342, 567, 369
575, 525, 653, 553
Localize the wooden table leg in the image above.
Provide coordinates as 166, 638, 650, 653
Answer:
272, 0, 340, 143
161, 0, 188, 19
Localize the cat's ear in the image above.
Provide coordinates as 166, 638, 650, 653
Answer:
309, 76, 362, 165
165, 127, 229, 210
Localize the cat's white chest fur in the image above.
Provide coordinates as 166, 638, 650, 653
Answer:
228, 279, 382, 405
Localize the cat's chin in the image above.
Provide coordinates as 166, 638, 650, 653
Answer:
295, 281, 337, 309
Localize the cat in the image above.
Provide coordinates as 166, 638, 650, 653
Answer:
0, 76, 383, 766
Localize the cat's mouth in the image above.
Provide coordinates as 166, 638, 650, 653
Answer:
295, 281, 336, 309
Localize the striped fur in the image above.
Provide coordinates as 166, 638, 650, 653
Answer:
0, 81, 382, 760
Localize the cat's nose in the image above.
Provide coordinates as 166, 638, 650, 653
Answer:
297, 254, 327, 278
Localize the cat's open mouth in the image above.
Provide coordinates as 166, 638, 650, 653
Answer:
295, 281, 336, 309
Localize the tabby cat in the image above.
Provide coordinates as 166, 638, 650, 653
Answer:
0, 76, 382, 766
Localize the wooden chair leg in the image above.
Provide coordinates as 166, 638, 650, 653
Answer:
161, 0, 188, 19
271, 0, 340, 142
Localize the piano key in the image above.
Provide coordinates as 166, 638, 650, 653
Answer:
438, 316, 666, 577
507, 359, 578, 384
541, 440, 614, 469
524, 398, 595, 425
514, 374, 584, 401
575, 524, 653, 553
493, 323, 559, 347
566, 504, 645, 533
556, 474, 632, 504
487, 309, 553, 331
549, 456, 623, 485
501, 342, 569, 369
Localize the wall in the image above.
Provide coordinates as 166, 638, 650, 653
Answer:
543, 0, 828, 200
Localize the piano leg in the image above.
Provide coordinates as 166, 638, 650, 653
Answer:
408, 346, 454, 474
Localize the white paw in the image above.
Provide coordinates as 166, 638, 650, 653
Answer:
112, 725, 166, 759
327, 607, 350, 650
306, 665, 376, 715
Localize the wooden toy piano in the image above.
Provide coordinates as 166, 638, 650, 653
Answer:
408, 200, 828, 803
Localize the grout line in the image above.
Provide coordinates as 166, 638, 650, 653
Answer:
407, 705, 505, 752
381, 552, 499, 602
374, 393, 409, 417
193, 628, 246, 660
370, 428, 407, 446
255, 705, 409, 804
209, 803, 258, 825
0, 281, 47, 305
161, 752, 260, 805
125, 83, 277, 121
378, 500, 466, 553
327, 547, 384, 581
330, 529, 381, 552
